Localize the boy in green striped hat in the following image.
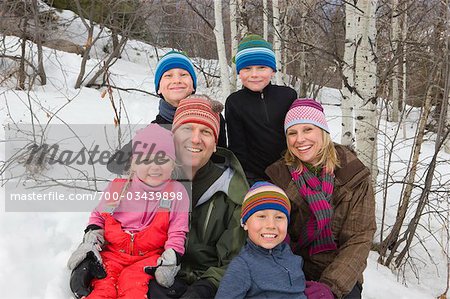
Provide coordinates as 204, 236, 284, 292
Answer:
225, 34, 298, 185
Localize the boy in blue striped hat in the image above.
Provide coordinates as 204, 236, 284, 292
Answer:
225, 34, 298, 185
153, 50, 197, 124
107, 51, 227, 174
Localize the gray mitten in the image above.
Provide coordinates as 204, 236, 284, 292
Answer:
67, 229, 105, 270
154, 248, 180, 288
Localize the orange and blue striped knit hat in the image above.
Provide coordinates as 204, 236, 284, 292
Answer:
172, 96, 223, 144
241, 181, 291, 225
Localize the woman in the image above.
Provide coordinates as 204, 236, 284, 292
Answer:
265, 98, 376, 299
107, 51, 226, 174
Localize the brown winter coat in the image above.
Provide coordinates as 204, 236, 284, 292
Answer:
266, 144, 376, 298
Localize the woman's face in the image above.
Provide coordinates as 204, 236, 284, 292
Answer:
173, 123, 216, 176
158, 68, 194, 107
286, 123, 324, 165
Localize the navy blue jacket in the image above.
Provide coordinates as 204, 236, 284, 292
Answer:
215, 239, 307, 299
225, 84, 297, 181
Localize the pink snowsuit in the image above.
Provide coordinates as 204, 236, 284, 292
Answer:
86, 178, 189, 299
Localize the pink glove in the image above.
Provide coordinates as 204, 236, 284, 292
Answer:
305, 281, 335, 299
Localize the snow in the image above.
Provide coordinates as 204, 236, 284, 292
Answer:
1, 8, 449, 299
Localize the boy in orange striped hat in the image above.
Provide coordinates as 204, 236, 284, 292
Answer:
215, 181, 311, 299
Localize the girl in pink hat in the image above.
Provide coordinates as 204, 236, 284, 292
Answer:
67, 124, 189, 299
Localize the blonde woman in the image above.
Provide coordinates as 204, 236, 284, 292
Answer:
266, 99, 376, 299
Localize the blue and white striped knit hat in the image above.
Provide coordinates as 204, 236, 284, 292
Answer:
235, 34, 277, 74
154, 50, 197, 93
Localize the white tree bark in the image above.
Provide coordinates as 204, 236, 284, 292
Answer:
263, 0, 269, 40
230, 0, 238, 92
272, 0, 283, 85
353, 0, 379, 177
390, 0, 400, 122
214, 0, 230, 99
341, 2, 357, 146
402, 2, 408, 138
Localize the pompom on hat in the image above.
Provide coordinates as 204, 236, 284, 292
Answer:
241, 181, 291, 225
172, 95, 223, 144
284, 98, 329, 133
235, 34, 277, 74
154, 50, 197, 94
132, 124, 176, 161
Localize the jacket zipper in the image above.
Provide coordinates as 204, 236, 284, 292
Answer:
203, 200, 215, 239
270, 250, 293, 286
130, 233, 135, 255
260, 92, 270, 123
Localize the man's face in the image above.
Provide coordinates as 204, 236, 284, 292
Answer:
173, 123, 216, 175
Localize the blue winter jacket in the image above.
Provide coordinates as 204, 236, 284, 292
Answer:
215, 238, 307, 299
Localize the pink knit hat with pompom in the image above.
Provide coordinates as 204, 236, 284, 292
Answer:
284, 98, 329, 133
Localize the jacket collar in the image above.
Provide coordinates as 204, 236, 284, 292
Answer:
243, 82, 273, 95
246, 238, 285, 255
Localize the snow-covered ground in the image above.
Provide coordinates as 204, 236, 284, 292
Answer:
1, 8, 449, 299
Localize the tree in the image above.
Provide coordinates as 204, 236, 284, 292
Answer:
340, 2, 357, 146
263, 0, 269, 40
31, 0, 46, 85
272, 0, 283, 84
230, 0, 239, 92
214, 0, 230, 99
390, 0, 400, 121
340, 0, 378, 177
353, 0, 378, 178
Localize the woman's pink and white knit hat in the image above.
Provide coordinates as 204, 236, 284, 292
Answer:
284, 98, 329, 133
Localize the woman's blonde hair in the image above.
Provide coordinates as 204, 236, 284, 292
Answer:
284, 129, 340, 173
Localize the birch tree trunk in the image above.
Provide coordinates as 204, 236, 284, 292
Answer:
237, 0, 248, 37
263, 0, 269, 41
272, 0, 282, 85
214, 0, 230, 99
353, 0, 378, 178
230, 0, 238, 92
340, 2, 357, 146
390, 0, 400, 122
402, 2, 408, 138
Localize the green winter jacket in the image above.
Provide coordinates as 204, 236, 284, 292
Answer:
179, 147, 249, 289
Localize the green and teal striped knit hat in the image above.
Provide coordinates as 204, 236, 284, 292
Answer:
235, 34, 276, 73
